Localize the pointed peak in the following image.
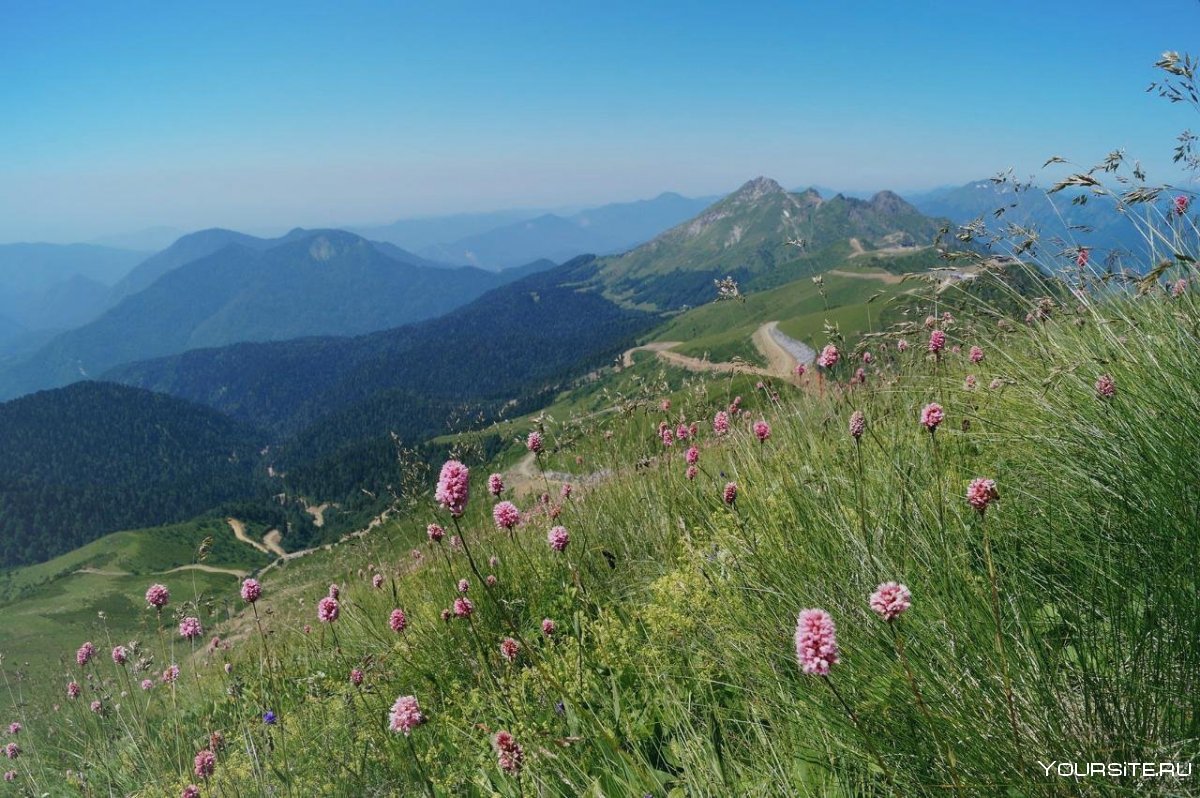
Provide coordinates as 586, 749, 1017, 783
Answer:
730, 176, 785, 201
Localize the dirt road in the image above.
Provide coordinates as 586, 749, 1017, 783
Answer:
623, 322, 812, 380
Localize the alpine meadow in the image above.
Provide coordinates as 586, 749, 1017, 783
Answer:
0, 4, 1198, 796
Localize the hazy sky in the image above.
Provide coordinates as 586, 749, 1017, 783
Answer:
3, 0, 1199, 243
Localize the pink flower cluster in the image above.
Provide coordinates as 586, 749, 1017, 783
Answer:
240, 578, 261, 603
427, 523, 445, 543
928, 330, 946, 354
179, 617, 203, 640
869, 582, 912, 621
435, 460, 470, 517
145, 583, 170, 609
723, 482, 738, 506
317, 596, 339, 623
794, 608, 839, 676
920, 402, 944, 431
817, 344, 839, 368
75, 641, 96, 667
849, 410, 865, 440
193, 749, 215, 779
548, 525, 569, 552
493, 500, 521, 530
526, 430, 543, 454
753, 420, 771, 443
712, 410, 730, 436
488, 473, 504, 496
389, 695, 426, 735
111, 645, 128, 665
1095, 374, 1116, 399
969, 345, 984, 363
966, 477, 999, 513
500, 637, 520, 663
494, 730, 524, 774
389, 608, 408, 633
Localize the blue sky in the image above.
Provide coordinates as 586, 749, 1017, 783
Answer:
3, 0, 1199, 242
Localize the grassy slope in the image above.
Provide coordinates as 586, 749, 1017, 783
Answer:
5, 266, 1198, 796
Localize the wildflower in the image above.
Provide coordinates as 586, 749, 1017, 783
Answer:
928, 330, 946, 354
560, 483, 573, 500
427, 523, 445, 543
350, 668, 364, 686
303, 624, 312, 634
262, 711, 277, 725
76, 641, 96, 667
723, 482, 738, 506
162, 665, 180, 684
794, 609, 839, 675
145, 583, 169, 609
849, 410, 865, 440
920, 402, 945, 431
675, 424, 690, 442
500, 637, 520, 663
1076, 247, 1090, 268
111, 645, 127, 665
389, 608, 407, 633
869, 582, 912, 621
179, 617, 203, 640
489, 555, 499, 568
686, 465, 698, 480
966, 478, 999, 513
3, 743, 16, 760
140, 679, 153, 691
969, 345, 984, 363
6, 723, 19, 736
660, 399, 671, 412
897, 339, 909, 352
328, 583, 340, 599
89, 700, 102, 714
487, 501, 519, 532
317, 596, 339, 623
183, 785, 201, 798
209, 731, 225, 751
3, 772, 14, 782
542, 618, 556, 636
951, 344, 961, 355
817, 344, 839, 368
440, 608, 451, 622
494, 730, 524, 774
453, 597, 474, 618
449, 535, 462, 550
240, 578, 262, 603
853, 367, 866, 385
372, 573, 384, 589
1172, 278, 1189, 297
389, 695, 426, 735
1174, 194, 1191, 215
67, 682, 80, 699
526, 431, 543, 454
753, 420, 771, 442
660, 426, 674, 447
1095, 374, 1116, 399
794, 363, 806, 377
411, 549, 423, 561
548, 525, 570, 552
457, 578, 470, 594
194, 749, 216, 779
989, 377, 1004, 390
486, 574, 497, 586
488, 473, 504, 496
435, 460, 470, 516
713, 410, 730, 436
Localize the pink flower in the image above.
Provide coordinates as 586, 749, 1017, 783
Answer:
1172, 278, 1189, 297
817, 344, 839, 368
457, 578, 470, 594
494, 731, 524, 774
561, 483, 574, 500
427, 523, 445, 543
372, 573, 384, 589
411, 549, 423, 561
753, 421, 771, 442
303, 624, 312, 635
862, 351, 873, 363
389, 608, 408, 633
685, 445, 700, 465
675, 423, 690, 441
194, 749, 216, 779
849, 410, 865, 440
920, 402, 945, 431
869, 582, 912, 621
162, 665, 180, 684
500, 637, 520, 663
389, 695, 426, 735
686, 465, 698, 480
66, 681, 81, 699
541, 618, 556, 636
1095, 374, 1115, 399
76, 641, 96, 667
183, 786, 201, 798
526, 431, 543, 454
713, 410, 730, 436
3, 771, 15, 782
1076, 247, 1090, 268
435, 460, 470, 517
660, 399, 671, 412
488, 473, 505, 497
140, 679, 154, 691
723, 482, 738, 506
1174, 194, 1191, 215
350, 668, 364, 686
317, 596, 340, 623
794, 608, 839, 675
7, 723, 19, 736
89, 700, 102, 714
145, 583, 169, 609
989, 378, 1004, 390
660, 426, 674, 447
493, 501, 521, 530
489, 555, 499, 568
453, 597, 474, 618
548, 525, 569, 552
853, 367, 866, 385
897, 338, 909, 352
969, 345, 984, 363
486, 574, 497, 586
111, 645, 127, 665
966, 478, 999, 513
928, 330, 946, 354
240, 578, 262, 603
179, 617, 203, 640
3, 743, 16, 760
328, 583, 340, 599
439, 608, 451, 622
794, 363, 807, 377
